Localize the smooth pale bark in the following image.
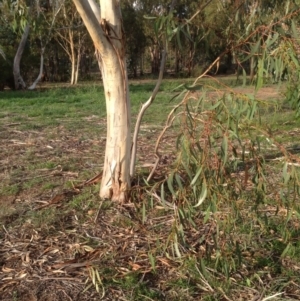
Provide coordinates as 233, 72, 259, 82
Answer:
73, 0, 131, 202
13, 24, 30, 89
69, 31, 76, 84
55, 29, 78, 85
74, 48, 80, 84
55, 4, 81, 85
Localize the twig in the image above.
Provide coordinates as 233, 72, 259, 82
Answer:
130, 39, 167, 177
261, 292, 284, 301
2, 225, 9, 235
4, 123, 21, 127
147, 115, 176, 182
147, 93, 189, 182
94, 200, 104, 223
130, 0, 180, 177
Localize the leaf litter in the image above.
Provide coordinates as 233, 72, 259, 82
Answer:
1, 86, 300, 300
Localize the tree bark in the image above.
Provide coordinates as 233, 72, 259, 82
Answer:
73, 0, 131, 202
75, 49, 80, 84
13, 24, 30, 89
28, 47, 45, 90
150, 44, 160, 74
70, 30, 75, 85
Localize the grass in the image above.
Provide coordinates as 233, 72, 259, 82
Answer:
1, 77, 300, 300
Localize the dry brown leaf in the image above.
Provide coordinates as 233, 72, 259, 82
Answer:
157, 257, 172, 267
129, 262, 142, 271
2, 267, 15, 273
49, 194, 65, 204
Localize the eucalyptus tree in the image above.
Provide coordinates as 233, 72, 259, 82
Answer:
128, 0, 176, 74
121, 2, 147, 77
4, 0, 64, 89
71, 0, 133, 202
71, 0, 213, 202
218, 0, 299, 79
71, 0, 182, 201
53, 0, 89, 85
3, 0, 30, 89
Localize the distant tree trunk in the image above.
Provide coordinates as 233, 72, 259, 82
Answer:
74, 48, 81, 84
28, 47, 45, 90
175, 49, 181, 74
69, 31, 76, 85
73, 0, 131, 202
13, 24, 30, 89
140, 53, 144, 76
187, 43, 196, 77
150, 44, 160, 74
74, 33, 84, 84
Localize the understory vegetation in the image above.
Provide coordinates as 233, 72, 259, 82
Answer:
1, 77, 300, 300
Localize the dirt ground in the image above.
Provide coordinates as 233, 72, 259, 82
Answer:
0, 88, 178, 300
2, 85, 297, 301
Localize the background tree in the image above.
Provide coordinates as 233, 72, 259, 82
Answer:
4, 0, 65, 89
54, 0, 89, 84
121, 2, 147, 77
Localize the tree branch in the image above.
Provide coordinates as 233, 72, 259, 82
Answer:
130, 1, 177, 177
130, 39, 167, 177
72, 0, 110, 55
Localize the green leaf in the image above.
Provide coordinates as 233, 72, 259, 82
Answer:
251, 39, 261, 55
183, 84, 203, 91
194, 182, 207, 208
282, 162, 290, 185
175, 173, 184, 190
265, 33, 279, 48
144, 15, 157, 20
200, 258, 208, 279
167, 172, 176, 197
148, 252, 156, 271
281, 243, 291, 257
242, 39, 261, 63
204, 205, 211, 223
173, 233, 181, 258
176, 27, 182, 48
181, 161, 193, 180
291, 20, 298, 39
190, 166, 202, 186
207, 100, 222, 110
256, 59, 264, 89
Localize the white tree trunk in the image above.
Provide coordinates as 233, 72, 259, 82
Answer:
69, 30, 76, 85
70, 55, 75, 85
74, 49, 80, 84
73, 0, 131, 202
13, 24, 30, 89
